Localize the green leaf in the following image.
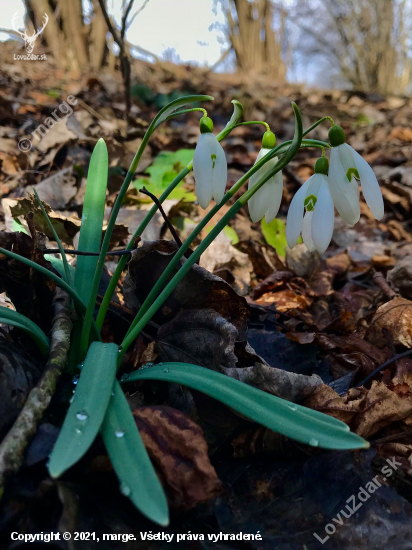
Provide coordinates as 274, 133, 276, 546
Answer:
74, 138, 108, 303
12, 219, 28, 234
261, 218, 288, 257
48, 341, 118, 478
123, 363, 369, 451
133, 149, 196, 201
223, 225, 239, 245
101, 380, 169, 526
0, 306, 49, 356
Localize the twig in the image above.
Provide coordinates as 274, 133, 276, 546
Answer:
121, 0, 135, 39
372, 269, 397, 300
0, 287, 72, 494
43, 249, 133, 256
97, 0, 131, 119
140, 187, 184, 249
372, 429, 412, 446
356, 349, 412, 388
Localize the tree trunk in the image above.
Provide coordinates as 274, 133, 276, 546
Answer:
224, 0, 286, 80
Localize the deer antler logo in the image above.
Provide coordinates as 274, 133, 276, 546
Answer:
12, 12, 49, 54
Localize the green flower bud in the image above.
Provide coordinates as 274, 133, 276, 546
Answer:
199, 116, 214, 134
262, 130, 276, 149
328, 125, 346, 147
314, 157, 329, 175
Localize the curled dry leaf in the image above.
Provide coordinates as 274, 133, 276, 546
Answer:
366, 297, 412, 348
304, 381, 412, 438
156, 308, 238, 371
255, 289, 311, 312
250, 271, 293, 300
132, 406, 221, 509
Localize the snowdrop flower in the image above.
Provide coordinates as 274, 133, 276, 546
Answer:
286, 157, 335, 254
193, 116, 227, 209
328, 125, 384, 225
248, 131, 283, 223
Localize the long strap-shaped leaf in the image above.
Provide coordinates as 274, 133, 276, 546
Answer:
123, 363, 369, 450
74, 138, 108, 304
0, 306, 49, 356
101, 380, 169, 526
48, 341, 118, 478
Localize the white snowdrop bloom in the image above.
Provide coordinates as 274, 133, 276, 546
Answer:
248, 131, 283, 223
286, 157, 335, 254
193, 117, 227, 209
328, 125, 384, 225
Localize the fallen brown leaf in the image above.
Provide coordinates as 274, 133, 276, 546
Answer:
366, 297, 412, 348
133, 406, 221, 509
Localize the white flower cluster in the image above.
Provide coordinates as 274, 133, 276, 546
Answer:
193, 118, 384, 254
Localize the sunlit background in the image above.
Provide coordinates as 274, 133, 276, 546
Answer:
1, 0, 411, 93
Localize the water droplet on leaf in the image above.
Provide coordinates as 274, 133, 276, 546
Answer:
287, 403, 297, 411
115, 430, 125, 438
76, 410, 88, 422
120, 373, 130, 381
72, 374, 80, 385
120, 482, 131, 496
309, 438, 319, 447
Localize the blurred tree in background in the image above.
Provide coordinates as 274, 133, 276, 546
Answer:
23, 0, 108, 71
220, 0, 286, 79
290, 0, 412, 95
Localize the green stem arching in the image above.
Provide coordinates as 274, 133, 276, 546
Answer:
79, 96, 213, 358
97, 118, 330, 335
118, 102, 303, 361
121, 139, 325, 346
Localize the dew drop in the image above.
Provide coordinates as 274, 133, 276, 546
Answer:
78, 361, 84, 370
142, 362, 154, 370
72, 374, 80, 385
115, 430, 125, 438
309, 438, 319, 447
162, 368, 169, 373
76, 410, 88, 422
75, 427, 82, 434
287, 403, 297, 411
70, 395, 75, 404
120, 482, 131, 496
111, 391, 115, 396
120, 373, 130, 381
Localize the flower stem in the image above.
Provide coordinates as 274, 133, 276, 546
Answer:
235, 121, 270, 131
118, 102, 303, 362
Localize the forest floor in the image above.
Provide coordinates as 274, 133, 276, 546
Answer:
1, 45, 412, 549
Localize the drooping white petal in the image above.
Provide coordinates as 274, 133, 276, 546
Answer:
328, 147, 360, 225
286, 178, 311, 248
311, 176, 335, 253
264, 170, 283, 223
193, 133, 227, 209
302, 211, 316, 251
248, 149, 278, 222
211, 137, 228, 205
347, 144, 384, 220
